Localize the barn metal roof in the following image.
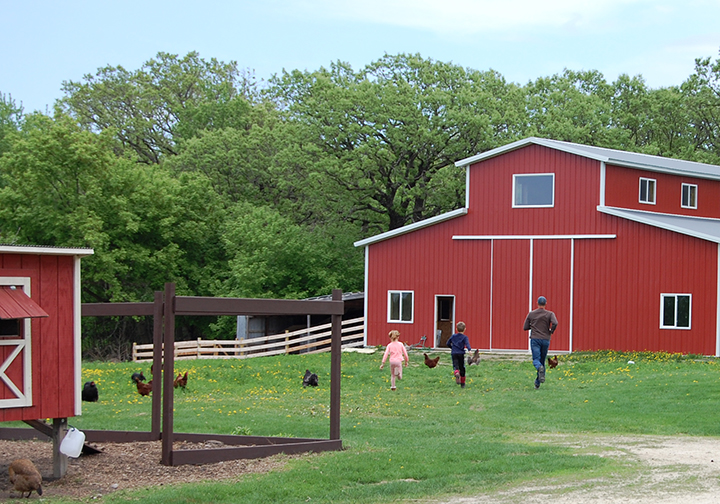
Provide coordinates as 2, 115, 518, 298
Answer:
0, 244, 94, 256
0, 286, 49, 319
598, 206, 720, 244
456, 137, 720, 180
353, 208, 468, 247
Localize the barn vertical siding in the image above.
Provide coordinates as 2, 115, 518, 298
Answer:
364, 143, 720, 355
605, 165, 720, 219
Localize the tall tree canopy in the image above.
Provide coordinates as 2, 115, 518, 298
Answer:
269, 54, 513, 231
60, 51, 251, 164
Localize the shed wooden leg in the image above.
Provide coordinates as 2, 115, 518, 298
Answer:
52, 418, 68, 478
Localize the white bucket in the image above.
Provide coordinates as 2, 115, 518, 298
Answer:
59, 427, 85, 458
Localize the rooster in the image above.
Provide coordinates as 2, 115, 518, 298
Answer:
174, 371, 188, 389
134, 376, 152, 396
302, 369, 319, 387
467, 349, 480, 366
8, 458, 42, 498
82, 381, 98, 402
547, 356, 559, 369
423, 353, 440, 368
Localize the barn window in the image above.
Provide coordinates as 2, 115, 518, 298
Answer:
681, 183, 697, 209
388, 291, 413, 323
513, 174, 554, 207
660, 294, 691, 329
639, 177, 656, 204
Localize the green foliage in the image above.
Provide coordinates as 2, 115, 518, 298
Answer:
64, 351, 720, 503
60, 51, 248, 163
0, 92, 23, 156
269, 54, 503, 231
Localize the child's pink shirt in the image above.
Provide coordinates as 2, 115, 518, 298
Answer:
382, 341, 409, 364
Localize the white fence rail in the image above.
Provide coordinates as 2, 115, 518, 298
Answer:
132, 317, 365, 362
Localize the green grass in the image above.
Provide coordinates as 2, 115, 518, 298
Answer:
49, 350, 720, 502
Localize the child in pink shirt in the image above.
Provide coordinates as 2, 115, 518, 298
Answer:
380, 330, 409, 391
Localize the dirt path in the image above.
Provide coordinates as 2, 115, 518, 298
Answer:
438, 434, 720, 504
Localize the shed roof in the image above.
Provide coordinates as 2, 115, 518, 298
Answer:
599, 206, 720, 244
0, 244, 94, 256
455, 137, 720, 180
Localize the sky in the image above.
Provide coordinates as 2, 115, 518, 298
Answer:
3, 0, 720, 114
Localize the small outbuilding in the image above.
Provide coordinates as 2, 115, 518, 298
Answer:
355, 137, 720, 356
0, 244, 93, 421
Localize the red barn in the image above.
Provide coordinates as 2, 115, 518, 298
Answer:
0, 245, 93, 421
355, 137, 720, 356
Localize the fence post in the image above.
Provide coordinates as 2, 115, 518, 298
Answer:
285, 330, 289, 355
132, 342, 137, 362
161, 283, 176, 466
330, 289, 342, 440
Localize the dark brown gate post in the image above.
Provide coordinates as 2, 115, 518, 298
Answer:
330, 289, 342, 440
161, 283, 176, 466
151, 290, 163, 440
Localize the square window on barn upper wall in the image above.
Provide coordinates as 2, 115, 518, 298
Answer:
639, 177, 656, 204
681, 183, 697, 209
512, 174, 555, 208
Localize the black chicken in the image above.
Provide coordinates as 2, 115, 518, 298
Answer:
82, 381, 98, 402
131, 371, 146, 383
302, 369, 319, 387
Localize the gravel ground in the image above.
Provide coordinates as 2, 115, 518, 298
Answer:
0, 438, 294, 499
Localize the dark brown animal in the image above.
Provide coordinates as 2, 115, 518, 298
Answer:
8, 458, 42, 497
174, 371, 188, 389
131, 371, 146, 383
135, 377, 152, 396
423, 353, 440, 368
467, 349, 480, 366
548, 356, 559, 369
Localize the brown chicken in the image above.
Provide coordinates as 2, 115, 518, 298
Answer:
135, 377, 152, 396
467, 349, 480, 366
423, 353, 440, 368
547, 356, 559, 369
8, 458, 42, 498
174, 371, 188, 389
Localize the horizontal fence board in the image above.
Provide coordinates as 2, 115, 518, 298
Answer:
133, 318, 365, 362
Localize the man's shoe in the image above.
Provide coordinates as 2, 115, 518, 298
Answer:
534, 379, 540, 389
538, 365, 546, 383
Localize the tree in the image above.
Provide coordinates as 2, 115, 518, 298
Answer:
521, 69, 615, 146
60, 52, 249, 164
269, 54, 507, 232
0, 112, 227, 304
682, 49, 720, 163
0, 92, 23, 157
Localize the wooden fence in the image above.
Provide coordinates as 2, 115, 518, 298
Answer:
132, 316, 365, 362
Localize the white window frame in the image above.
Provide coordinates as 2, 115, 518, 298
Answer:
0, 277, 33, 408
388, 290, 414, 323
681, 183, 697, 209
639, 177, 656, 205
660, 293, 691, 330
512, 173, 555, 208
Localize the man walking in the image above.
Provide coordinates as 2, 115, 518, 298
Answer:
523, 296, 558, 389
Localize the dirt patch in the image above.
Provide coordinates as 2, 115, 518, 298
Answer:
0, 438, 295, 500
437, 434, 720, 504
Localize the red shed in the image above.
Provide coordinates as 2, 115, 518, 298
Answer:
355, 138, 720, 356
0, 244, 93, 421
